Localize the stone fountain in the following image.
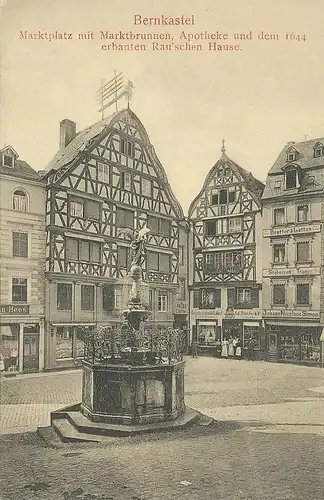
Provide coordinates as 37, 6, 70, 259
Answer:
42, 228, 200, 442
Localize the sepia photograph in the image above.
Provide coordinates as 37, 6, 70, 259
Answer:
0, 0, 323, 499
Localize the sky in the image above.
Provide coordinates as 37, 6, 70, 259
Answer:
1, 0, 323, 214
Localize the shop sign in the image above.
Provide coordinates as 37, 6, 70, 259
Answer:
191, 308, 222, 320
263, 309, 320, 319
263, 224, 320, 238
226, 309, 262, 319
0, 304, 30, 315
263, 267, 320, 277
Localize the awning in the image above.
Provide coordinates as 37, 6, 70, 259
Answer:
52, 323, 95, 327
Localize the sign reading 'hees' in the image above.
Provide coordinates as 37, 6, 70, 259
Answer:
0, 304, 30, 315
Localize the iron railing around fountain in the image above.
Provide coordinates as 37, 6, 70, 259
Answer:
83, 325, 185, 365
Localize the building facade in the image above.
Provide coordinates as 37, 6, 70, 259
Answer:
44, 109, 185, 370
188, 147, 265, 358
0, 146, 46, 373
262, 138, 324, 366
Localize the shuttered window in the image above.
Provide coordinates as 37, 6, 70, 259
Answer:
57, 283, 72, 310
116, 207, 134, 228
12, 232, 28, 257
103, 285, 114, 311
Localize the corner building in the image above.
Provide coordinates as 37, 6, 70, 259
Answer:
262, 137, 324, 366
44, 109, 186, 370
0, 146, 46, 373
188, 147, 265, 357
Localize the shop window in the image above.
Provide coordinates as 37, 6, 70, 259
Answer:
243, 326, 260, 350
57, 283, 72, 310
297, 205, 309, 223
197, 323, 219, 346
273, 207, 285, 225
117, 246, 130, 269
12, 232, 28, 257
121, 172, 131, 190
205, 220, 217, 236
81, 285, 94, 310
228, 217, 241, 233
116, 207, 134, 228
147, 215, 171, 236
12, 190, 27, 211
296, 283, 310, 305
273, 244, 285, 263
0, 324, 19, 372
158, 293, 168, 312
12, 278, 27, 303
272, 284, 286, 306
103, 285, 114, 311
56, 327, 73, 359
178, 278, 186, 301
296, 241, 310, 262
98, 162, 110, 183
75, 329, 85, 358
141, 178, 151, 197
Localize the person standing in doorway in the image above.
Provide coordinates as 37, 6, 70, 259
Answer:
221, 339, 229, 358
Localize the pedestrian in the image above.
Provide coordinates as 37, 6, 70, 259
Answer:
228, 337, 234, 357
235, 340, 242, 360
221, 339, 228, 358
192, 340, 198, 358
233, 336, 238, 356
247, 338, 255, 361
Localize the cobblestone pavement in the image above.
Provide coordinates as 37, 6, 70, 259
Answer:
0, 358, 323, 499
1, 358, 323, 434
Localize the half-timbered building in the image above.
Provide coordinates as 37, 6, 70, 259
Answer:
44, 109, 185, 369
188, 145, 265, 358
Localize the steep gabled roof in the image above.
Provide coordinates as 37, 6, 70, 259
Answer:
188, 152, 265, 217
0, 159, 42, 182
268, 137, 324, 175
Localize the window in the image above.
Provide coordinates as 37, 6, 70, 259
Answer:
158, 293, 168, 312
200, 289, 221, 309
224, 251, 242, 271
205, 220, 217, 236
120, 138, 126, 154
274, 207, 285, 225
314, 147, 323, 157
147, 251, 170, 273
12, 232, 28, 257
70, 199, 100, 220
3, 154, 14, 167
116, 207, 134, 228
66, 238, 101, 263
297, 205, 309, 222
273, 244, 285, 263
287, 152, 296, 162
296, 241, 310, 262
117, 246, 129, 268
114, 288, 122, 309
296, 283, 309, 305
81, 285, 94, 310
147, 216, 171, 236
57, 283, 72, 310
228, 217, 241, 233
236, 288, 251, 306
219, 189, 228, 204
70, 200, 84, 218
121, 172, 131, 190
179, 245, 184, 266
285, 170, 297, 189
120, 138, 134, 157
204, 251, 242, 272
205, 253, 213, 269
228, 190, 236, 203
12, 278, 27, 302
178, 278, 186, 300
127, 141, 134, 157
211, 193, 218, 205
103, 285, 114, 311
56, 327, 73, 359
273, 284, 286, 306
98, 163, 109, 183
141, 178, 151, 197
12, 190, 27, 211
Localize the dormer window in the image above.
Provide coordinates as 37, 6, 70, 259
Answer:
286, 146, 298, 163
313, 142, 324, 158
3, 154, 14, 167
285, 168, 300, 190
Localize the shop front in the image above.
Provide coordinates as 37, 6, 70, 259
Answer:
193, 319, 221, 356
222, 318, 264, 360
264, 321, 322, 366
0, 306, 44, 374
45, 323, 94, 370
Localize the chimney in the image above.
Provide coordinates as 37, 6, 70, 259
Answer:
59, 119, 76, 149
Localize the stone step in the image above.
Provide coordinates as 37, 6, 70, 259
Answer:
37, 425, 65, 448
64, 407, 200, 437
52, 419, 103, 443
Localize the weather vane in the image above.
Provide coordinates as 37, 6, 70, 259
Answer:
96, 71, 134, 119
